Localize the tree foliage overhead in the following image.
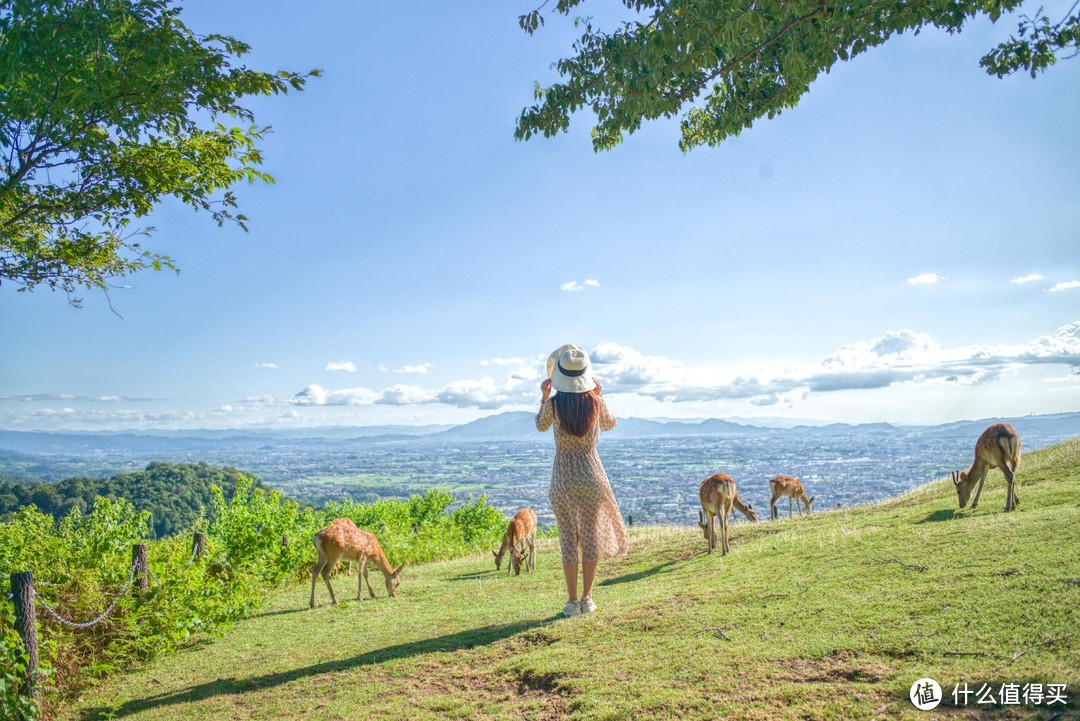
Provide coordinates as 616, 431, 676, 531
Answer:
515, 0, 1080, 151
0, 0, 318, 302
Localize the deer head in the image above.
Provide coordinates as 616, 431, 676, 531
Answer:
698, 510, 710, 540
508, 544, 527, 575
805, 496, 815, 514
744, 503, 758, 522
951, 470, 974, 508
386, 564, 404, 597
492, 548, 504, 571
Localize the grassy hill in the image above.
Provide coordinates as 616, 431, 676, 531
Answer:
63, 439, 1079, 720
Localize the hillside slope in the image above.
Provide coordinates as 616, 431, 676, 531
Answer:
66, 439, 1080, 720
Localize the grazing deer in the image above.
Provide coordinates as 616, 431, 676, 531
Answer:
310, 518, 404, 608
952, 423, 1022, 512
730, 496, 757, 524
493, 507, 537, 575
698, 473, 753, 555
769, 475, 814, 520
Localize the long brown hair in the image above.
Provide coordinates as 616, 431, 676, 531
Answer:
552, 388, 601, 437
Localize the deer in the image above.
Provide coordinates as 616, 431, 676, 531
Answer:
769, 475, 815, 520
952, 423, 1022, 512
493, 507, 537, 575
310, 517, 404, 608
698, 473, 754, 555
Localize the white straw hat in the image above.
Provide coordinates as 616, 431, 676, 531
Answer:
547, 344, 596, 394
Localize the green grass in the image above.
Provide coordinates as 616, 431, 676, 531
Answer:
62, 439, 1080, 720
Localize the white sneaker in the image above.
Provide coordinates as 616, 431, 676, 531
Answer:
579, 597, 596, 613
562, 600, 580, 617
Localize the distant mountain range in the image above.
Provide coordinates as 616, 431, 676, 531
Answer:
431, 411, 1080, 441
2, 411, 1078, 451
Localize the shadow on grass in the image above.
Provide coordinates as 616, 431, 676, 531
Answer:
446, 569, 502, 582
598, 558, 684, 587
79, 616, 559, 720
918, 509, 962, 524
250, 606, 307, 619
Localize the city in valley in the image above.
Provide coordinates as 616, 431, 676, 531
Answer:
3, 411, 1078, 527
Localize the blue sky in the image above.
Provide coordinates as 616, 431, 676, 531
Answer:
2, 1, 1078, 431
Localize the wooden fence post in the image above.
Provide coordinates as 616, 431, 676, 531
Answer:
627, 514, 633, 527
10, 571, 39, 700
192, 532, 206, 560
132, 544, 148, 594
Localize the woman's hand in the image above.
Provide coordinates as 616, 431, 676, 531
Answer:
540, 378, 552, 402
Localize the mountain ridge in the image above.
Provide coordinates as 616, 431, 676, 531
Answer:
3, 410, 1078, 449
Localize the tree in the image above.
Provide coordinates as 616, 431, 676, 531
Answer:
515, 0, 1079, 151
0, 0, 318, 303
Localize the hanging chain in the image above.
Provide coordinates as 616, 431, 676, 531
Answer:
33, 561, 139, 630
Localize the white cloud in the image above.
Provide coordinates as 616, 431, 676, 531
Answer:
1, 393, 148, 402
1049, 280, 1080, 292
436, 378, 511, 409
285, 322, 1080, 412
561, 278, 601, 292
378, 384, 437, 405
290, 384, 379, 406
291, 366, 537, 410
907, 273, 946, 285
326, 361, 358, 372
480, 356, 534, 367
508, 366, 539, 382
590, 322, 1080, 404
257, 362, 279, 369
1011, 274, 1044, 284
399, 362, 434, 374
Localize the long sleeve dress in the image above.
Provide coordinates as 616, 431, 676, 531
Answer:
536, 396, 629, 564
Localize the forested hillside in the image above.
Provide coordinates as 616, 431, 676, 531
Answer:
0, 462, 271, 537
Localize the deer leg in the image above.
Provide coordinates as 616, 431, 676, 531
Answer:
1000, 463, 1018, 511
770, 499, 778, 520
970, 468, 988, 510
788, 497, 794, 517
719, 511, 729, 555
310, 558, 325, 608
362, 560, 377, 599
321, 562, 338, 605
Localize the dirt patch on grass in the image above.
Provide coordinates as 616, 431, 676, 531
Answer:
768, 651, 891, 684
381, 658, 570, 720
516, 629, 559, 648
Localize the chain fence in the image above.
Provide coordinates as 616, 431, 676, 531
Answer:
32, 560, 140, 630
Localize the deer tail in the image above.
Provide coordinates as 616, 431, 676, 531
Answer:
998, 431, 1021, 470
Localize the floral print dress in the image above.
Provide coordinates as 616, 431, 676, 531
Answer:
536, 396, 629, 564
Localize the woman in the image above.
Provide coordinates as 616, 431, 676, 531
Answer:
537, 344, 628, 617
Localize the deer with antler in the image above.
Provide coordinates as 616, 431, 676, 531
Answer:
698, 473, 755, 555
952, 423, 1022, 512
493, 507, 536, 575
310, 518, 404, 608
769, 475, 815, 520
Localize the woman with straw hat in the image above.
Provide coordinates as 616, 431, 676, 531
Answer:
537, 344, 629, 617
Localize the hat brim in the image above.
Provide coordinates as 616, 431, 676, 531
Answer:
551, 374, 596, 393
